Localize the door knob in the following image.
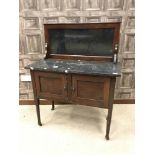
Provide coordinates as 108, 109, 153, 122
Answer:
115, 44, 118, 51
64, 85, 67, 90
72, 87, 75, 92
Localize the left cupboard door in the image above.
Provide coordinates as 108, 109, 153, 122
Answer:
33, 71, 68, 101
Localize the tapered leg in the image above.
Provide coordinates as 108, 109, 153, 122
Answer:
51, 100, 55, 110
105, 78, 116, 140
35, 97, 42, 126
105, 107, 113, 140
30, 70, 42, 126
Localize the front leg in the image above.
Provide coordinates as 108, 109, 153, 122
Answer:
51, 100, 55, 110
105, 108, 113, 140
105, 78, 116, 140
35, 97, 42, 126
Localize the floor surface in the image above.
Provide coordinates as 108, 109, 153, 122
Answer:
19, 104, 134, 155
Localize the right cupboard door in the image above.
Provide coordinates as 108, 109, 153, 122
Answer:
71, 75, 110, 108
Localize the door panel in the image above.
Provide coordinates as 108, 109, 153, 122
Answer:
34, 71, 68, 100
72, 75, 110, 108
39, 77, 62, 94
76, 80, 104, 100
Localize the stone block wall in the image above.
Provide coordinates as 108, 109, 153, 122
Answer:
19, 0, 135, 100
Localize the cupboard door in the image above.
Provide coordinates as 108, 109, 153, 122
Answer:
71, 75, 110, 108
34, 71, 68, 100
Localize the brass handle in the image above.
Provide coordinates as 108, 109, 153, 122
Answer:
45, 42, 48, 52
113, 53, 117, 63
72, 87, 75, 92
115, 44, 118, 51
64, 85, 67, 90
114, 44, 118, 63
45, 42, 48, 48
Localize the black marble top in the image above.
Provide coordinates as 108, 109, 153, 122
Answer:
25, 59, 121, 77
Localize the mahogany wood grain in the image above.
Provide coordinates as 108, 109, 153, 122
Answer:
71, 75, 110, 108
19, 99, 135, 105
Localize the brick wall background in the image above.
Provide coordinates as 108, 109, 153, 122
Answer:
19, 0, 135, 100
